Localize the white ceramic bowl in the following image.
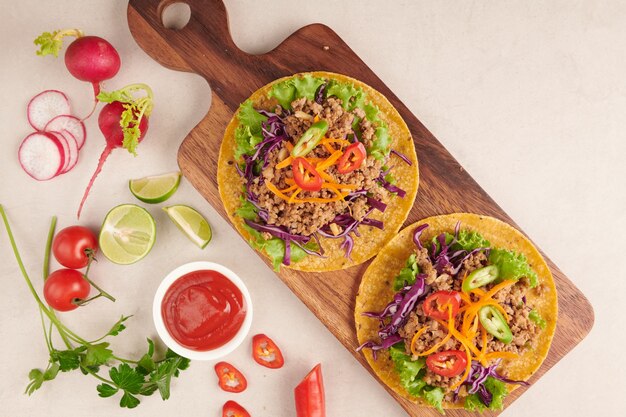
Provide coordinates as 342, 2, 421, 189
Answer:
153, 261, 253, 361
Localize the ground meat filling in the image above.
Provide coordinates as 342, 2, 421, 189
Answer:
398, 250, 540, 394
250, 97, 387, 236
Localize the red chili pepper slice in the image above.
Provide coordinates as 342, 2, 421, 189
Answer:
336, 142, 366, 174
252, 334, 285, 369
292, 157, 323, 191
294, 363, 325, 417
215, 361, 247, 393
222, 400, 251, 417
426, 350, 467, 377
422, 290, 462, 320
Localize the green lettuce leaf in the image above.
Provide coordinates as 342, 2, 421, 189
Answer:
241, 224, 314, 270
393, 253, 419, 290
463, 377, 508, 411
423, 386, 446, 414
529, 309, 547, 329
235, 197, 258, 221
269, 74, 325, 109
389, 344, 427, 396
488, 248, 538, 287
234, 125, 262, 161
237, 99, 267, 133
369, 126, 391, 160
452, 230, 491, 252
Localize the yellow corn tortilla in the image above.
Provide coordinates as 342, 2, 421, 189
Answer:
355, 213, 558, 409
218, 72, 419, 271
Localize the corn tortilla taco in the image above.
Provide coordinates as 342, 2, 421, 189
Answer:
218, 72, 419, 271
355, 213, 557, 413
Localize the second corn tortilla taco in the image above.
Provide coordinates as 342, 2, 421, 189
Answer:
355, 213, 557, 413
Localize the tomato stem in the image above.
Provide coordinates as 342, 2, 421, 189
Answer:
82, 256, 116, 302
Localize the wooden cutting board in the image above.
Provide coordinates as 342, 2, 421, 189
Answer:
127, 1, 594, 415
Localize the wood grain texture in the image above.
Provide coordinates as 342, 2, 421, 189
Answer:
127, 1, 594, 415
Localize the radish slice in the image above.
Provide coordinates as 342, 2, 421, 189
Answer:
18, 132, 65, 180
27, 90, 71, 131
45, 115, 86, 149
48, 131, 71, 173
56, 130, 80, 172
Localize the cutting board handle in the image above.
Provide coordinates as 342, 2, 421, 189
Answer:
128, 0, 269, 102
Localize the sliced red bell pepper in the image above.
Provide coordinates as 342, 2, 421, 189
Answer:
292, 157, 323, 191
252, 334, 285, 369
294, 363, 325, 417
215, 361, 247, 393
336, 142, 366, 174
222, 400, 250, 417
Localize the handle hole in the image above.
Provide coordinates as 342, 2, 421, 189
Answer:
162, 2, 191, 30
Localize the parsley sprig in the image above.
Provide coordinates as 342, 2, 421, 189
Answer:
0, 206, 189, 409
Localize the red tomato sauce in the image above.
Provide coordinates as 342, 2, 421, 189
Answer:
161, 270, 246, 351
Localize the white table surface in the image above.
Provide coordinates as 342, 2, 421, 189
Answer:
1, 1, 623, 416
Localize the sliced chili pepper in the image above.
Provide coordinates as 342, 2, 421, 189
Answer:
479, 305, 513, 343
292, 157, 323, 191
336, 142, 366, 174
462, 265, 499, 292
294, 363, 325, 417
215, 361, 247, 393
422, 290, 462, 320
222, 400, 251, 417
292, 120, 329, 157
252, 334, 285, 369
426, 350, 467, 377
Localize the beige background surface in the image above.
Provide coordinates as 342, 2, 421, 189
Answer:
0, 1, 623, 416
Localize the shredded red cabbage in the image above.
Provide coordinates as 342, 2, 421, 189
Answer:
453, 360, 529, 406
315, 83, 327, 104
390, 149, 413, 166
377, 172, 407, 197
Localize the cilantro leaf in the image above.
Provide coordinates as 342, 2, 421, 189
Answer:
393, 253, 419, 290
489, 248, 538, 287
104, 315, 131, 337
149, 354, 189, 400
83, 342, 113, 370
120, 392, 140, 409
97, 383, 119, 398
529, 309, 547, 329
137, 339, 156, 375
109, 363, 144, 395
26, 363, 60, 395
51, 348, 83, 372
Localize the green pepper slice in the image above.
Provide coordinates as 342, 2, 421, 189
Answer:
462, 265, 499, 292
478, 305, 512, 344
292, 120, 328, 157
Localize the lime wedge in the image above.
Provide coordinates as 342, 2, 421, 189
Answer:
99, 204, 156, 264
129, 172, 181, 204
163, 205, 212, 249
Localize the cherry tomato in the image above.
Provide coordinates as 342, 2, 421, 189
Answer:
426, 350, 467, 377
295, 363, 325, 417
422, 291, 462, 320
292, 157, 323, 191
336, 142, 366, 174
52, 226, 98, 269
215, 361, 247, 393
43, 269, 90, 311
222, 400, 250, 417
252, 334, 285, 369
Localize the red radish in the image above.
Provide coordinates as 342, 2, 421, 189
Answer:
35, 29, 121, 118
18, 132, 65, 180
45, 115, 86, 149
27, 90, 71, 130
77, 84, 153, 218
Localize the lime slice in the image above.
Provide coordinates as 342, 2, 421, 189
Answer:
129, 172, 181, 204
163, 205, 212, 249
99, 204, 156, 264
